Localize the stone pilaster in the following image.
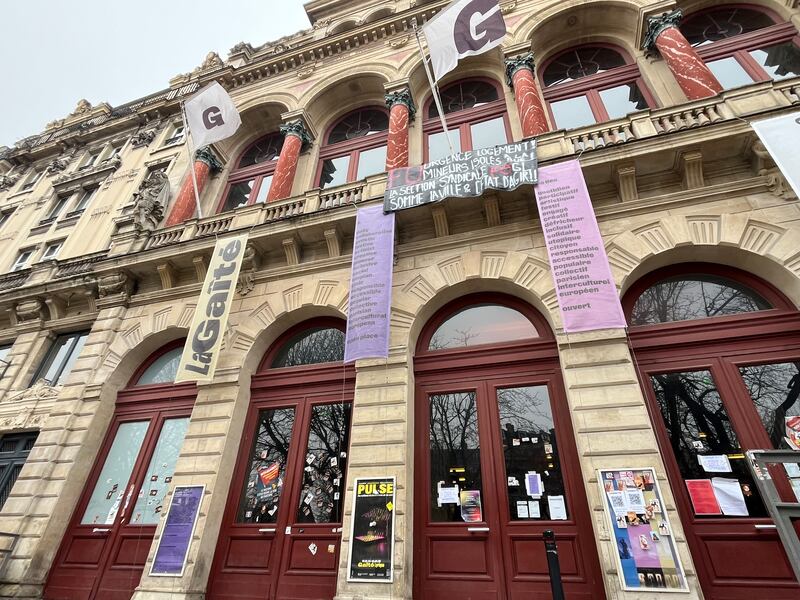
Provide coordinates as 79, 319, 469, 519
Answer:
643, 9, 723, 100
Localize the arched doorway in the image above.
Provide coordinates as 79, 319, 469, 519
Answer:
413, 294, 605, 600
45, 340, 196, 600
207, 318, 354, 600
624, 263, 800, 599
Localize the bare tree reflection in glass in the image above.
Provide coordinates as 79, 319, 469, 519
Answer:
739, 362, 800, 449
272, 327, 345, 367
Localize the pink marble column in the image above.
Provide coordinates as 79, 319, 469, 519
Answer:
164, 148, 220, 227
644, 9, 722, 100
385, 89, 414, 170
267, 120, 311, 202
504, 54, 549, 137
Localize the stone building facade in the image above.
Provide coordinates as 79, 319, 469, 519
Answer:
0, 0, 798, 599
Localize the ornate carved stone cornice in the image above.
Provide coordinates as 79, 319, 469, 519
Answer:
504, 52, 535, 88
280, 120, 313, 150
385, 89, 416, 122
6, 379, 59, 403
643, 8, 683, 54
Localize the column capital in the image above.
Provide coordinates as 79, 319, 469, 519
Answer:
504, 52, 535, 89
385, 88, 416, 122
279, 119, 313, 150
642, 8, 683, 54
194, 147, 222, 173
502, 40, 533, 60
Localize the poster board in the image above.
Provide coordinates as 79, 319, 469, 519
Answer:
346, 477, 396, 583
597, 468, 688, 592
149, 485, 205, 577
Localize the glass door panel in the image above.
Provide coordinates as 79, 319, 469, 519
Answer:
296, 403, 352, 523
131, 417, 190, 524
81, 421, 149, 524
237, 407, 296, 523
650, 370, 766, 517
497, 385, 568, 521
429, 391, 483, 522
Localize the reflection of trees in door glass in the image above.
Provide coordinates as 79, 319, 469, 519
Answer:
271, 327, 345, 367
631, 276, 770, 325
651, 370, 766, 517
498, 386, 567, 521
237, 408, 295, 523
739, 362, 800, 449
429, 392, 482, 522
296, 403, 352, 524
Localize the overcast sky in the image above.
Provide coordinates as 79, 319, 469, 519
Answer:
0, 0, 310, 147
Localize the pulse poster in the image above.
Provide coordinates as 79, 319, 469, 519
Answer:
598, 468, 688, 592
149, 485, 204, 577
347, 477, 396, 582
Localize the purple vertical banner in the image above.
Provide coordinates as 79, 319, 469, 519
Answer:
149, 485, 204, 577
344, 205, 396, 363
535, 160, 626, 333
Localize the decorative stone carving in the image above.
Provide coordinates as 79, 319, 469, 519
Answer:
0, 173, 19, 190
237, 243, 261, 296
98, 272, 134, 298
313, 18, 330, 30
131, 171, 170, 231
387, 35, 410, 49
0, 407, 45, 430
45, 118, 65, 131
130, 129, 156, 148
297, 65, 315, 79
272, 43, 288, 54
6, 379, 59, 403
71, 99, 93, 116
504, 52, 535, 88
15, 298, 45, 322
500, 1, 517, 14
45, 157, 69, 175
762, 167, 798, 201
229, 41, 254, 56
385, 89, 416, 121
195, 147, 223, 172
280, 120, 313, 150
193, 52, 224, 73
643, 9, 683, 54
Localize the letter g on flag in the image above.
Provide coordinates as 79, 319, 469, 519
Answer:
202, 106, 225, 129
184, 81, 242, 148
422, 0, 506, 82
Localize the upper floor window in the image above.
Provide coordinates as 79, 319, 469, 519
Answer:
79, 149, 101, 171
43, 195, 69, 223
20, 169, 41, 192
541, 45, 653, 130
318, 108, 389, 189
72, 187, 97, 214
10, 248, 34, 272
427, 303, 540, 350
0, 344, 11, 379
681, 6, 800, 88
218, 133, 283, 213
425, 79, 509, 162
271, 326, 345, 367
163, 123, 186, 147
30, 331, 89, 386
41, 240, 64, 261
135, 345, 183, 385
0, 209, 12, 229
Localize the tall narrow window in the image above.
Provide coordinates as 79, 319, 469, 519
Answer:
218, 133, 283, 212
0, 345, 11, 380
72, 187, 97, 214
41, 240, 64, 261
681, 6, 800, 88
30, 331, 89, 386
424, 79, 509, 162
10, 249, 34, 272
541, 45, 654, 130
43, 195, 70, 223
20, 169, 41, 192
0, 432, 38, 510
318, 108, 389, 188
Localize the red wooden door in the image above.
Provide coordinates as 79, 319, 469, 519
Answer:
633, 319, 800, 600
413, 295, 605, 600
44, 382, 195, 600
207, 363, 354, 600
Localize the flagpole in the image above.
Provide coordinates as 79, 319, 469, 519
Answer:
180, 100, 204, 220
412, 19, 456, 156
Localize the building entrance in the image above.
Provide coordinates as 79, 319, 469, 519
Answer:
413, 295, 605, 600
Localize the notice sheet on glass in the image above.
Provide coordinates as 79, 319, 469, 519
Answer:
347, 477, 396, 583
598, 468, 687, 592
149, 485, 205, 577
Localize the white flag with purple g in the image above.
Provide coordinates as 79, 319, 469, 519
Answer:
183, 81, 242, 148
422, 0, 507, 82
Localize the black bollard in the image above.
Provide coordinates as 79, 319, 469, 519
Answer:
543, 530, 566, 600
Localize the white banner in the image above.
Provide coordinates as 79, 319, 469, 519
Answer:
751, 111, 800, 200
175, 233, 248, 382
184, 81, 242, 148
422, 0, 506, 82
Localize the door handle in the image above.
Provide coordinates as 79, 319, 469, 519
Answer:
754, 524, 777, 530
467, 527, 490, 532
92, 528, 111, 534
258, 528, 277, 533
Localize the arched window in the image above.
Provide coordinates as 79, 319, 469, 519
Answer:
680, 6, 800, 88
424, 79, 509, 162
426, 303, 540, 349
135, 345, 183, 385
218, 133, 283, 213
540, 45, 654, 130
317, 107, 389, 189
271, 325, 345, 367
